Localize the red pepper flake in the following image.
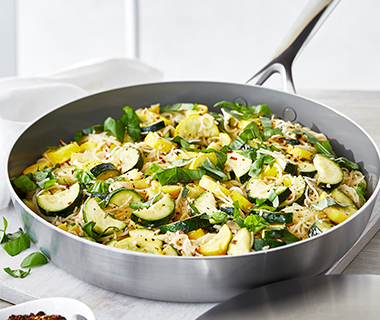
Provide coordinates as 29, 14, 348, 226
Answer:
232, 240, 238, 245
227, 151, 233, 154
156, 117, 160, 120
178, 230, 184, 234
230, 157, 238, 161
67, 201, 72, 205
162, 160, 166, 163
138, 218, 142, 222
242, 158, 245, 161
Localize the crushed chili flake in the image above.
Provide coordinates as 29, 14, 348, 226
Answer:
230, 157, 238, 161
232, 240, 238, 245
178, 230, 185, 234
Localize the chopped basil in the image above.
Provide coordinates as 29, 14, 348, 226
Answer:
210, 212, 229, 224
293, 130, 319, 144
248, 153, 275, 178
81, 221, 98, 239
130, 192, 161, 210
309, 197, 351, 211
170, 158, 195, 167
120, 106, 142, 142
243, 214, 271, 234
145, 163, 163, 177
167, 136, 204, 150
4, 267, 31, 279
2, 231, 30, 256
214, 101, 273, 120
0, 217, 7, 244
160, 103, 197, 112
229, 121, 262, 150
155, 168, 206, 185
232, 201, 244, 227
104, 117, 125, 143
260, 116, 282, 141
198, 157, 229, 182
20, 252, 48, 268
11, 175, 37, 192
356, 182, 368, 204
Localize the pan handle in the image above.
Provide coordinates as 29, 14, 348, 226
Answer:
246, 0, 340, 93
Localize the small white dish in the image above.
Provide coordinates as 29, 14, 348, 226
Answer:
0, 297, 95, 320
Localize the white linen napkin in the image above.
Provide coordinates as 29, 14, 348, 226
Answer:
0, 57, 163, 209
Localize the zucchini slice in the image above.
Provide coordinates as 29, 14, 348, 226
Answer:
159, 213, 212, 234
131, 193, 175, 228
298, 161, 317, 178
106, 188, 144, 207
246, 178, 272, 203
37, 182, 83, 217
227, 228, 252, 255
129, 228, 156, 238
308, 220, 335, 237
83, 197, 127, 235
313, 154, 343, 190
90, 163, 121, 181
280, 175, 306, 207
224, 151, 252, 182
260, 211, 293, 224
162, 244, 179, 256
110, 146, 144, 173
193, 191, 218, 215
114, 236, 163, 255
276, 158, 298, 175
253, 238, 285, 251
140, 120, 166, 135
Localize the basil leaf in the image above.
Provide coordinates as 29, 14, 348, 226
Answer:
334, 157, 360, 170
214, 101, 273, 119
130, 192, 161, 210
167, 136, 204, 150
161, 103, 196, 112
284, 229, 300, 244
4, 267, 31, 279
309, 197, 351, 211
2, 232, 31, 256
156, 168, 206, 185
182, 185, 190, 198
243, 214, 271, 234
314, 140, 336, 159
210, 212, 229, 224
121, 106, 142, 142
104, 117, 125, 143
81, 221, 98, 239
11, 175, 37, 192
145, 163, 163, 177
20, 252, 48, 268
260, 117, 283, 141
198, 157, 229, 182
0, 217, 7, 244
232, 201, 244, 227
293, 130, 319, 144
356, 182, 368, 204
229, 121, 262, 150
170, 158, 195, 167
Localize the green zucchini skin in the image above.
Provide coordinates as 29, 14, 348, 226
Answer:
131, 194, 175, 228
162, 244, 179, 256
111, 147, 144, 173
159, 213, 212, 234
253, 238, 286, 251
246, 178, 290, 207
37, 182, 83, 218
313, 154, 343, 190
257, 211, 293, 224
308, 220, 335, 237
90, 163, 121, 181
140, 120, 166, 134
106, 188, 144, 206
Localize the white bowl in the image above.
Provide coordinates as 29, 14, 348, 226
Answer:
0, 297, 95, 320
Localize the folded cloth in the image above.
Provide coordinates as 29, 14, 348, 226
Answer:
0, 57, 163, 209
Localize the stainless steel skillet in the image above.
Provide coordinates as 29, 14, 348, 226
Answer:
6, 0, 380, 303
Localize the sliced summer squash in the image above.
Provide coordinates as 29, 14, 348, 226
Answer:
115, 237, 163, 255
174, 114, 219, 138
198, 224, 232, 256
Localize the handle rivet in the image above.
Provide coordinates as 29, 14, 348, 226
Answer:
283, 108, 297, 121
233, 97, 248, 107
